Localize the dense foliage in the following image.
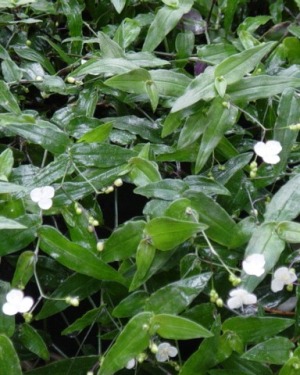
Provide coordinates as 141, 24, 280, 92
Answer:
1, 0, 300, 374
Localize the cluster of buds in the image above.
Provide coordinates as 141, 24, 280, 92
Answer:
209, 289, 223, 307
249, 161, 258, 179
289, 123, 300, 131
88, 215, 100, 232
101, 178, 123, 194
66, 76, 83, 85
229, 273, 241, 287
65, 296, 80, 307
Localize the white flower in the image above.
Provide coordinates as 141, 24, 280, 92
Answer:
155, 342, 178, 362
125, 358, 136, 369
271, 267, 297, 292
227, 288, 257, 309
254, 140, 282, 164
242, 254, 265, 277
30, 186, 55, 210
2, 289, 34, 316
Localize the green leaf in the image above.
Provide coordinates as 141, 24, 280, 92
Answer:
223, 0, 239, 34
171, 66, 216, 112
184, 176, 231, 196
71, 142, 137, 168
129, 157, 161, 187
18, 324, 49, 360
144, 273, 212, 314
223, 317, 294, 344
195, 98, 239, 173
150, 69, 191, 97
242, 222, 285, 292
0, 217, 26, 229
0, 334, 22, 375
214, 43, 275, 85
102, 220, 145, 262
0, 81, 21, 114
4, 120, 70, 155
70, 58, 137, 78
13, 45, 55, 75
185, 191, 246, 248
145, 217, 207, 251
279, 356, 300, 375
145, 79, 159, 111
12, 251, 35, 289
151, 314, 212, 340
104, 68, 151, 95
0, 214, 39, 256
62, 306, 105, 335
114, 18, 141, 48
113, 291, 149, 318
1, 59, 22, 82
78, 122, 112, 143
241, 337, 294, 365
197, 43, 237, 65
0, 282, 15, 337
264, 174, 300, 222
59, 0, 83, 55
142, 0, 193, 52
222, 352, 273, 375
39, 226, 126, 285
98, 31, 125, 58
134, 178, 188, 200
276, 221, 300, 243
98, 312, 152, 375
164, 198, 194, 221
0, 148, 13, 179
273, 88, 300, 176
227, 75, 300, 101
35, 273, 102, 320
24, 356, 99, 375
132, 239, 156, 283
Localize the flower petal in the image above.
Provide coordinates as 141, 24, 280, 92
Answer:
266, 140, 282, 154
242, 292, 257, 305
242, 254, 265, 276
18, 296, 34, 313
41, 186, 55, 199
254, 142, 267, 157
125, 359, 135, 369
2, 302, 18, 316
227, 296, 242, 309
156, 352, 168, 362
262, 153, 280, 165
6, 289, 24, 304
271, 278, 284, 292
38, 198, 53, 210
167, 346, 178, 357
30, 188, 42, 203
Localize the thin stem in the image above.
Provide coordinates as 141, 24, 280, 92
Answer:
201, 230, 233, 276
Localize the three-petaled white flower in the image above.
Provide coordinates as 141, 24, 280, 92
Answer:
254, 140, 282, 165
30, 186, 55, 210
155, 342, 178, 362
2, 289, 34, 316
242, 254, 265, 277
227, 288, 257, 310
271, 267, 297, 292
125, 358, 136, 369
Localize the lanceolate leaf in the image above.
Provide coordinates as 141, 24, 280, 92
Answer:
0, 334, 22, 375
143, 0, 193, 52
145, 217, 207, 251
214, 42, 275, 85
98, 312, 153, 375
39, 226, 126, 285
195, 98, 239, 173
151, 314, 213, 340
264, 174, 300, 222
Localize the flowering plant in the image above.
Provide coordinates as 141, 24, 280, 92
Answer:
0, 1, 300, 375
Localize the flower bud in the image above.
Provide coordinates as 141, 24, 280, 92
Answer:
75, 207, 82, 215
23, 312, 33, 323
35, 75, 43, 82
149, 342, 158, 353
67, 76, 76, 84
137, 353, 147, 363
97, 241, 104, 252
105, 186, 114, 194
250, 170, 256, 179
92, 219, 99, 227
88, 225, 94, 233
26, 40, 31, 46
113, 178, 123, 187
286, 284, 294, 292
66, 296, 80, 306
216, 298, 224, 307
